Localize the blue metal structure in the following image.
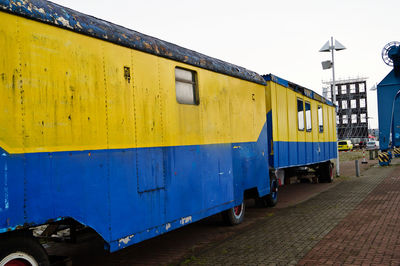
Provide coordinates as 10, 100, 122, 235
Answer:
377, 42, 400, 164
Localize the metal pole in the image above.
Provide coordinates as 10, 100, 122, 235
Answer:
331, 36, 340, 176
355, 160, 360, 177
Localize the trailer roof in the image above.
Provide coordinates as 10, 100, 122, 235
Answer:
262, 74, 335, 106
0, 0, 266, 85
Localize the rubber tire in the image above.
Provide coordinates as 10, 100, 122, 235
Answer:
256, 178, 278, 207
317, 162, 334, 183
222, 202, 245, 226
0, 235, 50, 266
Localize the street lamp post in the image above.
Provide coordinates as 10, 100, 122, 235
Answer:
320, 36, 346, 177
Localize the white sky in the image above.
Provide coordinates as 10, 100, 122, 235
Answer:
50, 0, 400, 128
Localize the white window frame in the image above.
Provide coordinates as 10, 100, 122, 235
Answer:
175, 67, 199, 105
305, 101, 312, 132
297, 98, 305, 131
318, 105, 323, 133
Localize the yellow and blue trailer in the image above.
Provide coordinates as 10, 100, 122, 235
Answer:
0, 0, 336, 264
263, 74, 337, 183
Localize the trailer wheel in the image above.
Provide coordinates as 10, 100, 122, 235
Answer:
0, 235, 50, 266
318, 162, 334, 183
265, 178, 279, 207
222, 201, 245, 225
256, 178, 279, 207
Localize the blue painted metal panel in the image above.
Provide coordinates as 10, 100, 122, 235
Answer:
377, 71, 400, 151
272, 141, 337, 169
394, 98, 400, 147
267, 111, 274, 167
137, 148, 166, 192
0, 123, 271, 252
0, 150, 24, 231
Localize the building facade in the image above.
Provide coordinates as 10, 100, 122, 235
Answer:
323, 78, 369, 142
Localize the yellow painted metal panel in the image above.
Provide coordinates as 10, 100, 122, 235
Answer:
0, 14, 23, 152
102, 44, 136, 149
267, 81, 337, 143
17, 14, 108, 153
311, 101, 318, 142
131, 51, 165, 148
287, 90, 297, 142
0, 12, 266, 154
275, 85, 289, 142
269, 82, 278, 142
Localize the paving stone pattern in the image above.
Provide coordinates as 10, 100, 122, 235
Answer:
187, 165, 398, 265
299, 167, 400, 265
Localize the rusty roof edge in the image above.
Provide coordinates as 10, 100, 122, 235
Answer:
0, 0, 266, 85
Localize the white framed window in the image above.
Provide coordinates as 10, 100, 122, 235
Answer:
351, 99, 357, 109
350, 84, 356, 93
318, 105, 323, 133
342, 100, 348, 109
360, 98, 366, 108
335, 85, 340, 96
361, 113, 367, 123
359, 83, 365, 92
175, 67, 199, 105
305, 101, 312, 132
343, 114, 348, 124
352, 114, 357, 124
341, 85, 347, 94
297, 98, 304, 131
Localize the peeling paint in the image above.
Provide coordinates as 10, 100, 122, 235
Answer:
118, 234, 134, 246
0, 158, 9, 212
36, 7, 45, 15
56, 17, 71, 28
180, 216, 192, 225
165, 223, 171, 231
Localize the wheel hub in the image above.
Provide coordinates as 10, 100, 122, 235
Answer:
1, 252, 38, 266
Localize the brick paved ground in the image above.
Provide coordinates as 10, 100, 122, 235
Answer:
299, 166, 400, 265
186, 161, 400, 265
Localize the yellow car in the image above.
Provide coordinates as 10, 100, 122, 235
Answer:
338, 140, 353, 151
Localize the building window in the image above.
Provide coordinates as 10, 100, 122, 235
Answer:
341, 85, 347, 94
305, 101, 312, 132
360, 98, 366, 108
359, 83, 365, 92
297, 98, 304, 131
175, 67, 199, 105
361, 113, 367, 123
337, 115, 340, 124
350, 84, 356, 93
351, 99, 357, 109
352, 114, 357, 124
343, 114, 348, 124
342, 100, 348, 109
318, 105, 323, 132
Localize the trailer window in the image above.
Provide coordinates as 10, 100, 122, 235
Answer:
175, 67, 199, 105
297, 99, 304, 131
318, 105, 323, 133
305, 101, 312, 132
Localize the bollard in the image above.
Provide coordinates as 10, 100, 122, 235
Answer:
362, 149, 368, 164
355, 160, 360, 177
369, 150, 374, 160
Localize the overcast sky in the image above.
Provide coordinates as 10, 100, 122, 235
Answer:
50, 0, 399, 128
